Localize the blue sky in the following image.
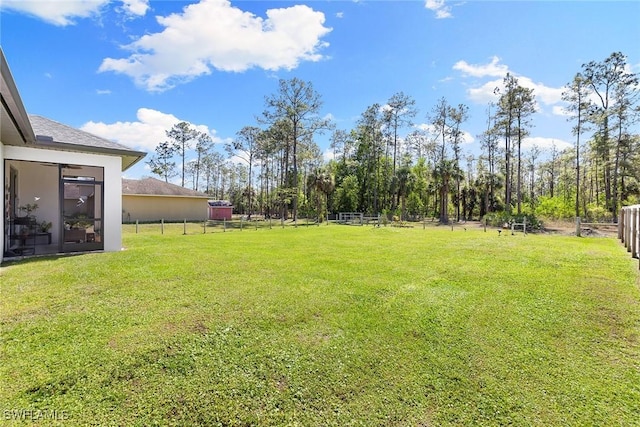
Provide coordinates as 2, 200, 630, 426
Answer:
1, 0, 639, 181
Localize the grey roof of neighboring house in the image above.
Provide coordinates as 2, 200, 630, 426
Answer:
29, 115, 146, 171
123, 177, 209, 198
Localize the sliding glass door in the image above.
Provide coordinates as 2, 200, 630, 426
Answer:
61, 168, 104, 252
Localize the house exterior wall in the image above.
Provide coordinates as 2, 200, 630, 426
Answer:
0, 142, 4, 263
7, 159, 59, 244
123, 194, 208, 222
4, 145, 123, 252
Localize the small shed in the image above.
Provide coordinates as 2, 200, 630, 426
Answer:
208, 200, 233, 220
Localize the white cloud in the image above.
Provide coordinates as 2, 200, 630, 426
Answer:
425, 0, 452, 19
468, 76, 564, 108
96, 89, 112, 95
460, 129, 475, 145
517, 76, 564, 105
323, 148, 335, 162
416, 123, 475, 145
454, 57, 564, 108
453, 56, 509, 78
80, 108, 220, 151
0, 0, 145, 26
99, 0, 332, 92
323, 113, 336, 122
466, 79, 502, 104
522, 136, 572, 152
552, 105, 571, 117
121, 0, 149, 16
336, 12, 344, 19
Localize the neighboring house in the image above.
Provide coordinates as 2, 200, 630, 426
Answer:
1, 48, 145, 262
122, 177, 210, 222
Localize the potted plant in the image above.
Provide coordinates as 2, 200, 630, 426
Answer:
39, 220, 52, 233
18, 203, 38, 218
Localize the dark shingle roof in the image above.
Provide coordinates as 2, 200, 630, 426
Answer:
123, 177, 209, 198
28, 115, 146, 170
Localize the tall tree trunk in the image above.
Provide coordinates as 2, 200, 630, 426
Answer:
575, 131, 581, 218
516, 119, 522, 215
504, 132, 511, 212
611, 122, 623, 222
602, 117, 612, 219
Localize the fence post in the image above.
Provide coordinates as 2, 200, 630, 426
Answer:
631, 208, 637, 257
223, 218, 226, 232
203, 219, 206, 234
635, 208, 640, 270
136, 219, 138, 234
161, 219, 164, 235
183, 219, 187, 235
631, 210, 636, 254
240, 216, 243, 231
618, 205, 640, 270
576, 216, 581, 237
523, 217, 527, 236
628, 209, 632, 247
622, 210, 628, 249
619, 209, 625, 240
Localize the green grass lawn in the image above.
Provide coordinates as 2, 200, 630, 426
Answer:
1, 224, 639, 426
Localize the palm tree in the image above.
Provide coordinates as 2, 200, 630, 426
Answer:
432, 159, 462, 224
308, 169, 335, 222
394, 164, 414, 221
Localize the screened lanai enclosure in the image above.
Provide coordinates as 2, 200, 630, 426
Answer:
4, 160, 105, 257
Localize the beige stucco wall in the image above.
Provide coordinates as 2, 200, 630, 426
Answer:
0, 141, 4, 263
123, 194, 209, 222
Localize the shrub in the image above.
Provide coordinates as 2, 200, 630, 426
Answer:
483, 211, 543, 232
534, 196, 574, 220
586, 203, 611, 222
483, 211, 511, 228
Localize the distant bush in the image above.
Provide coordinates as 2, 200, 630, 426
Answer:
484, 211, 543, 232
623, 195, 640, 206
586, 203, 611, 222
534, 196, 574, 220
483, 211, 511, 228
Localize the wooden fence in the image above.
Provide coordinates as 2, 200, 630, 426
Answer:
618, 205, 640, 269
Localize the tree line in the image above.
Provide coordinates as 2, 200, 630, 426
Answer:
146, 51, 639, 223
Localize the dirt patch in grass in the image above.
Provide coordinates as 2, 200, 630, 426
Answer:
541, 220, 618, 237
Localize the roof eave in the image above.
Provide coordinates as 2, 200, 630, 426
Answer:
123, 193, 209, 199
1, 48, 36, 145
34, 138, 147, 172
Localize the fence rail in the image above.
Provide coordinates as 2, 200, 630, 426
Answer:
122, 217, 328, 235
618, 205, 640, 270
